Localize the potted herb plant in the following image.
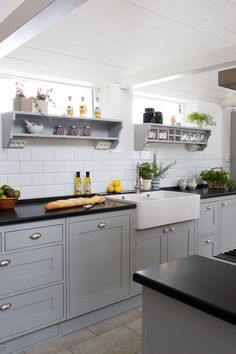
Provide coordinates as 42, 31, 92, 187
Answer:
186, 112, 216, 128
32, 88, 53, 114
139, 162, 153, 190
13, 82, 33, 112
151, 153, 176, 190
200, 168, 235, 190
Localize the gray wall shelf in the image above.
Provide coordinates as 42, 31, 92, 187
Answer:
134, 123, 211, 151
1, 111, 123, 149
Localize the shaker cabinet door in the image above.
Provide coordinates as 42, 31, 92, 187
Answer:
220, 198, 236, 252
67, 214, 130, 317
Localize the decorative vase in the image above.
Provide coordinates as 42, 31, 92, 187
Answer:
143, 179, 152, 191
32, 100, 48, 114
13, 97, 33, 112
151, 177, 160, 190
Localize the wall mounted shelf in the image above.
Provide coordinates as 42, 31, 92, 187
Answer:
134, 123, 211, 151
2, 111, 123, 149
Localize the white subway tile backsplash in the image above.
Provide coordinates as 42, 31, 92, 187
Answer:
54, 172, 73, 184
8, 174, 31, 186
93, 150, 110, 160
64, 161, 84, 172
53, 148, 74, 161
92, 182, 102, 194
32, 148, 53, 160
84, 161, 102, 171
32, 173, 54, 185
74, 149, 93, 161
101, 160, 119, 170
0, 150, 7, 161
7, 149, 31, 161
43, 161, 64, 172
44, 184, 65, 197
0, 162, 20, 173
0, 175, 7, 185
93, 171, 110, 182
20, 186, 44, 199
21, 161, 43, 173
110, 151, 126, 160
64, 184, 74, 196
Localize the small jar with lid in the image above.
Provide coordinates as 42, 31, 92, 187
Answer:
69, 125, 79, 136
83, 126, 92, 136
54, 125, 64, 135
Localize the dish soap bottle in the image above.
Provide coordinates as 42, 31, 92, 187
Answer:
66, 96, 74, 117
94, 97, 101, 118
84, 171, 91, 195
74, 171, 82, 195
79, 96, 87, 117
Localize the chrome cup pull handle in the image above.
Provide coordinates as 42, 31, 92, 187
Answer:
206, 239, 211, 244
0, 303, 11, 311
163, 228, 169, 233
97, 222, 107, 228
30, 233, 42, 240
0, 259, 11, 267
222, 202, 227, 207
207, 205, 212, 209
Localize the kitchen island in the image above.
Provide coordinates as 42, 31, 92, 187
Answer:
133, 255, 236, 354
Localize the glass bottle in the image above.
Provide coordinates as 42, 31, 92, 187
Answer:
74, 171, 81, 195
79, 96, 87, 117
84, 171, 91, 195
66, 96, 73, 117
94, 97, 101, 118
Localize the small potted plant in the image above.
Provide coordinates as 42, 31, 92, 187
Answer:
139, 162, 153, 190
200, 168, 235, 190
151, 153, 176, 190
32, 88, 53, 114
186, 112, 216, 128
13, 82, 33, 112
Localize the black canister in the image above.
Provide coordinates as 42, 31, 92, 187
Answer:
154, 111, 163, 124
143, 108, 155, 123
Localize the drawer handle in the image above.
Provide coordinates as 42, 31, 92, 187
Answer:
97, 222, 107, 228
222, 202, 227, 207
30, 233, 42, 240
206, 239, 211, 244
169, 226, 175, 232
0, 259, 11, 267
163, 228, 169, 233
0, 303, 11, 311
207, 205, 212, 209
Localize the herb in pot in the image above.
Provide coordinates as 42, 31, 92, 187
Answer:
200, 168, 235, 190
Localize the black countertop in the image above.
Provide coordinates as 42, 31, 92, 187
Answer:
133, 255, 236, 325
164, 186, 236, 199
0, 197, 136, 226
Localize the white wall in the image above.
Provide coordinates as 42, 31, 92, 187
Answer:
0, 83, 230, 199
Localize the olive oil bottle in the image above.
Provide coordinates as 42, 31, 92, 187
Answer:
74, 171, 82, 195
84, 171, 91, 195
66, 96, 74, 117
79, 96, 87, 117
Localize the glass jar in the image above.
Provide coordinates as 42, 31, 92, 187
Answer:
69, 125, 78, 136
83, 126, 92, 136
54, 125, 64, 135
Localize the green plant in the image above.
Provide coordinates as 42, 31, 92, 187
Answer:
139, 162, 153, 180
186, 112, 216, 127
152, 153, 176, 179
200, 168, 235, 190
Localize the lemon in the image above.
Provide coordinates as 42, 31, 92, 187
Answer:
107, 184, 114, 193
114, 185, 123, 193
112, 180, 121, 187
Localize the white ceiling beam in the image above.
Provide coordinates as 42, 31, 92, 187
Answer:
0, 0, 88, 59
121, 45, 236, 89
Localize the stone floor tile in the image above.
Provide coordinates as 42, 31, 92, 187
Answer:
88, 309, 141, 335
70, 326, 142, 354
56, 350, 72, 354
126, 317, 142, 335
24, 328, 95, 354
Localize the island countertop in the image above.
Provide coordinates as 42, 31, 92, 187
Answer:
0, 197, 136, 226
133, 255, 236, 325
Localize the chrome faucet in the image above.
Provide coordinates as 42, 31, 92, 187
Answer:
135, 162, 142, 193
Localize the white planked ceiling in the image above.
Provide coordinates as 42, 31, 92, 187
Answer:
0, 0, 236, 102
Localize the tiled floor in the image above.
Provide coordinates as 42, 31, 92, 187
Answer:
21, 307, 142, 354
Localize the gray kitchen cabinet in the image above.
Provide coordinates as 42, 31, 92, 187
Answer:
135, 221, 194, 292
220, 197, 236, 252
0, 218, 65, 343
196, 200, 219, 237
196, 234, 219, 257
67, 211, 131, 318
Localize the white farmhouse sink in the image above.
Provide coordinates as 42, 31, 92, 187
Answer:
106, 191, 200, 229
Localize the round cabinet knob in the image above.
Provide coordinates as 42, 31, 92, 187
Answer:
207, 205, 212, 209
169, 226, 175, 232
206, 239, 211, 244
222, 202, 227, 207
163, 228, 169, 233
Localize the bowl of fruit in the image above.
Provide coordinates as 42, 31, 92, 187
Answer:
0, 185, 20, 209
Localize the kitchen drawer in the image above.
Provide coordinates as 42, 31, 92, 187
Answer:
4, 223, 63, 251
196, 201, 219, 237
0, 245, 63, 296
0, 284, 64, 340
196, 234, 219, 258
